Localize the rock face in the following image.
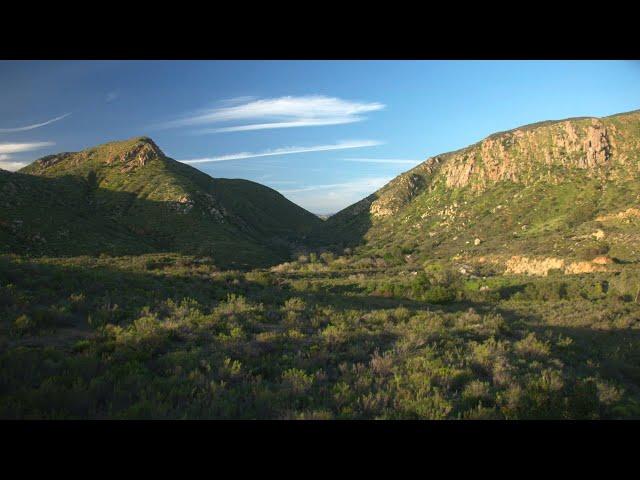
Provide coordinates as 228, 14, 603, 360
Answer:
369, 157, 441, 218
355, 111, 640, 220
441, 118, 616, 191
106, 137, 164, 173
596, 208, 640, 222
370, 173, 425, 217
320, 109, 640, 270
505, 256, 566, 276
505, 256, 609, 276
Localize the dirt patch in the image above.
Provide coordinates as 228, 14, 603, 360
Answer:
504, 255, 610, 276
505, 256, 565, 276
596, 208, 640, 222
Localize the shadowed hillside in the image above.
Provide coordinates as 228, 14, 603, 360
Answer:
1, 137, 321, 268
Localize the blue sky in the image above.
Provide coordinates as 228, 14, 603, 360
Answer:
1, 60, 639, 213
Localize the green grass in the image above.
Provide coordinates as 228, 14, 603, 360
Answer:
2, 252, 640, 419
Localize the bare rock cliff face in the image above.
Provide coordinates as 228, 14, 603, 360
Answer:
441, 118, 615, 191
369, 157, 442, 218
367, 111, 640, 219
104, 137, 164, 172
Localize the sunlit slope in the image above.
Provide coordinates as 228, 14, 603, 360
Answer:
318, 109, 640, 266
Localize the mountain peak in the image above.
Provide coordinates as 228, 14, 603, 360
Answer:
100, 136, 165, 171
23, 136, 166, 175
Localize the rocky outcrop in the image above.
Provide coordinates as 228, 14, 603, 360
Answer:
438, 117, 620, 192
370, 173, 424, 217
369, 158, 442, 218
505, 256, 566, 276
106, 138, 164, 173
505, 255, 610, 276
596, 208, 640, 222
32, 152, 74, 171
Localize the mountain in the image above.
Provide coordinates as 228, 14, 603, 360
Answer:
319, 109, 640, 273
0, 137, 321, 268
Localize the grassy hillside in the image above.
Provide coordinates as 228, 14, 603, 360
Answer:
318, 110, 640, 272
2, 137, 321, 268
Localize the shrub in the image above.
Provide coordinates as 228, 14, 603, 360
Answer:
610, 270, 640, 301
422, 285, 455, 304
320, 252, 335, 264
13, 314, 34, 336
576, 241, 610, 261
514, 333, 550, 359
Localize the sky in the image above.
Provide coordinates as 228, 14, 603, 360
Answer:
1, 60, 639, 214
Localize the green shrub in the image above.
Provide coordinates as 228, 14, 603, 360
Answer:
422, 285, 455, 304
610, 270, 640, 301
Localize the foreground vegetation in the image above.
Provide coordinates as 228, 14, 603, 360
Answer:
2, 252, 640, 419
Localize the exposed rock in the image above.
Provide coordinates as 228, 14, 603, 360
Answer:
564, 261, 607, 274
505, 256, 565, 276
113, 139, 163, 173
171, 195, 195, 214
370, 173, 425, 218
440, 117, 616, 192
596, 208, 640, 222
505, 255, 611, 276
592, 256, 613, 265
34, 152, 74, 170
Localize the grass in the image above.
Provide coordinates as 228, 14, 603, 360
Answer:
2, 252, 640, 419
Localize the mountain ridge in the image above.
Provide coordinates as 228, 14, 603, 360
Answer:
317, 108, 640, 271
2, 136, 321, 267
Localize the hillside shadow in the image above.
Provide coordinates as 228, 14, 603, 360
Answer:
0, 254, 267, 344
308, 195, 375, 253
1, 172, 297, 269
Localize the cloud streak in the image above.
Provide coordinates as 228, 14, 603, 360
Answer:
158, 95, 384, 133
280, 176, 392, 194
0, 113, 70, 133
0, 142, 55, 154
278, 176, 393, 214
0, 159, 28, 171
343, 158, 421, 165
106, 91, 120, 103
179, 140, 383, 164
0, 141, 55, 171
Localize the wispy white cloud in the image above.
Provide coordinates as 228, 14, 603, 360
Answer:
344, 158, 421, 165
280, 176, 391, 194
0, 113, 70, 133
157, 95, 385, 133
106, 91, 120, 103
0, 142, 55, 154
0, 142, 55, 171
0, 158, 28, 171
266, 180, 299, 185
278, 176, 392, 214
180, 140, 383, 164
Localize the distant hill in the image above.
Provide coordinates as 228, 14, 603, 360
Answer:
317, 109, 640, 272
1, 137, 321, 268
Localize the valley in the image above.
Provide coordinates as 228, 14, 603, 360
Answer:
2, 109, 640, 419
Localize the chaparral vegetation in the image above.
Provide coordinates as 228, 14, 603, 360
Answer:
2, 109, 640, 419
